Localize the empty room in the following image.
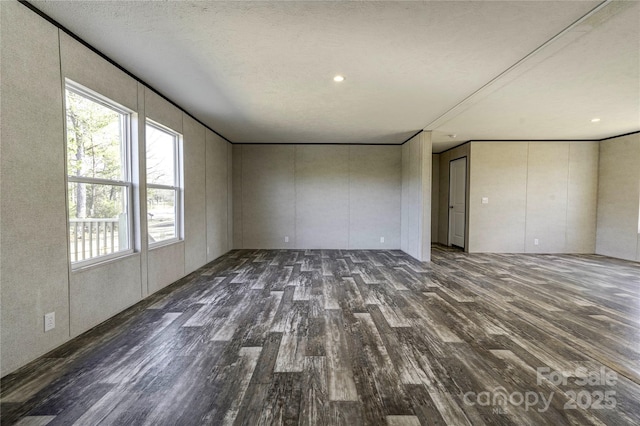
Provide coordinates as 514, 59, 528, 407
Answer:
1, 0, 639, 425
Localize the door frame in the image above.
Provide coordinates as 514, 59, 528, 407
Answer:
448, 156, 467, 249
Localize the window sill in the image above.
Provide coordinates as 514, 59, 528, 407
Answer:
71, 250, 138, 272
148, 239, 183, 251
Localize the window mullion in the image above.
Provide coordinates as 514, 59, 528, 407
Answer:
147, 183, 177, 191
68, 176, 129, 186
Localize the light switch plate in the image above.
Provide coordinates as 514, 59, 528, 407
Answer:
481, 197, 489, 204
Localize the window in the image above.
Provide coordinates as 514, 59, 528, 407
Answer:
146, 121, 182, 246
65, 82, 133, 266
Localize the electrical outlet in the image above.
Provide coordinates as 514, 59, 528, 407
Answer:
534, 238, 539, 246
284, 236, 289, 243
44, 312, 55, 332
380, 237, 385, 243
481, 197, 489, 204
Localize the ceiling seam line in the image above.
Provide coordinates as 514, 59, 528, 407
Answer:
421, 0, 613, 132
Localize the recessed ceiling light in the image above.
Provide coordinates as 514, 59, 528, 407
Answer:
333, 75, 345, 82
448, 134, 457, 139
591, 118, 601, 123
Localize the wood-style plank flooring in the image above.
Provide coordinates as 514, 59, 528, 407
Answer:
2, 246, 640, 425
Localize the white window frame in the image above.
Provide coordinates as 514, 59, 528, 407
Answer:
64, 80, 135, 269
145, 119, 183, 248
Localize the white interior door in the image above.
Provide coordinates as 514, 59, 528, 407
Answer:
448, 157, 467, 248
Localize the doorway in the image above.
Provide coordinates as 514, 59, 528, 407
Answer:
448, 157, 466, 249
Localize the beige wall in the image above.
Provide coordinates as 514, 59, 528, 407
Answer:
596, 133, 640, 261
233, 144, 401, 249
431, 154, 440, 243
296, 146, 350, 248
0, 2, 232, 376
206, 130, 231, 260
237, 145, 296, 249
227, 144, 234, 255
350, 146, 402, 249
566, 143, 600, 253
468, 141, 598, 253
69, 256, 142, 337
1, 1, 71, 376
401, 132, 432, 261
232, 145, 243, 248
524, 144, 570, 253
183, 115, 207, 274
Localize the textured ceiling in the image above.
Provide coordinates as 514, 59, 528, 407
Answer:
33, 1, 639, 152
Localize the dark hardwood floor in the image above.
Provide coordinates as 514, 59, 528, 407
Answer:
2, 247, 639, 425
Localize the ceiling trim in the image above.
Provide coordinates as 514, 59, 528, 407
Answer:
233, 129, 424, 146
435, 141, 471, 156
400, 130, 424, 146
466, 131, 640, 143
233, 142, 403, 146
436, 130, 640, 154
598, 130, 640, 142
19, 0, 233, 144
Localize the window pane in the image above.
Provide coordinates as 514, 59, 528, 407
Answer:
146, 124, 176, 186
66, 90, 125, 181
147, 188, 176, 243
68, 182, 129, 262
